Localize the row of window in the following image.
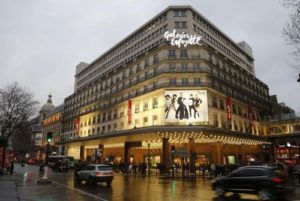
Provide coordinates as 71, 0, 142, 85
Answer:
193, 24, 253, 74
64, 115, 159, 138
212, 96, 261, 121
77, 26, 167, 88
77, 38, 164, 89
77, 13, 167, 78
192, 12, 252, 63
212, 113, 261, 135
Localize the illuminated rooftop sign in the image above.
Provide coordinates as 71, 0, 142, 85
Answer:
164, 29, 202, 48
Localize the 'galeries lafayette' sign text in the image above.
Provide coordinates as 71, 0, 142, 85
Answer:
164, 29, 202, 48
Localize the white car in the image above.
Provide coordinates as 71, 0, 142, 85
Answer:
74, 164, 113, 186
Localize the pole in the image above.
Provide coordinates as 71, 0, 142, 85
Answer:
42, 142, 49, 180
38, 141, 52, 184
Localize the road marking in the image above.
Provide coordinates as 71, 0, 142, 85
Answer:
52, 181, 109, 201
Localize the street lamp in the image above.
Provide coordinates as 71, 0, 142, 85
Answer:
297, 73, 300, 82
37, 132, 53, 184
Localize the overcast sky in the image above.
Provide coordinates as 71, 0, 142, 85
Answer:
1, 0, 299, 113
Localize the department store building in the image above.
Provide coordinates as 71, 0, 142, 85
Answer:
60, 6, 272, 168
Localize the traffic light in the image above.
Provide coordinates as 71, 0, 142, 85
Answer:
47, 132, 53, 143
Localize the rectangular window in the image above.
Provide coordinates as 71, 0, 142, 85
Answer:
169, 63, 176, 71
232, 104, 237, 114
135, 103, 140, 113
174, 10, 186, 17
238, 106, 242, 116
153, 54, 159, 64
143, 101, 149, 111
194, 78, 201, 85
152, 115, 158, 125
113, 109, 118, 119
180, 49, 188, 58
152, 98, 158, 108
136, 63, 141, 71
182, 78, 189, 86
144, 59, 149, 67
143, 117, 148, 125
193, 64, 200, 71
181, 63, 188, 71
108, 111, 112, 121
213, 113, 218, 127
175, 21, 187, 28
168, 50, 176, 59
212, 96, 218, 108
170, 77, 177, 85
219, 99, 225, 110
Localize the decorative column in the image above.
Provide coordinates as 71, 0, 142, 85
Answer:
162, 138, 169, 173
216, 141, 223, 164
188, 138, 196, 174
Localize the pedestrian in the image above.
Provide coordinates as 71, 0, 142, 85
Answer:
9, 160, 14, 175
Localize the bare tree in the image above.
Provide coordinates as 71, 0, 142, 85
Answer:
0, 82, 38, 166
282, 0, 300, 74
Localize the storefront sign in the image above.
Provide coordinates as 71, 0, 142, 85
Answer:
164, 29, 202, 48
226, 96, 232, 121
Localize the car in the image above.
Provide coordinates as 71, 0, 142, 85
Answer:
211, 166, 294, 201
292, 165, 300, 177
74, 164, 113, 186
51, 160, 68, 172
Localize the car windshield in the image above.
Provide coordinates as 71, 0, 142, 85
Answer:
98, 166, 112, 171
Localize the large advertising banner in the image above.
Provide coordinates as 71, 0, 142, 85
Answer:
165, 90, 208, 122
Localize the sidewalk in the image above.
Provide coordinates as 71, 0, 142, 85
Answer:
0, 175, 18, 201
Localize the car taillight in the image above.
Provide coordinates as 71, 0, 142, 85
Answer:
95, 172, 102, 176
272, 177, 283, 183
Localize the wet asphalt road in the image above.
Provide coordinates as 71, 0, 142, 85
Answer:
10, 164, 300, 201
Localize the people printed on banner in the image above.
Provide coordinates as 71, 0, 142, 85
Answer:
165, 92, 203, 120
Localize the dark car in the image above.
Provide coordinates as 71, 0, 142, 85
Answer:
292, 165, 300, 177
51, 160, 68, 172
74, 164, 113, 186
211, 166, 294, 201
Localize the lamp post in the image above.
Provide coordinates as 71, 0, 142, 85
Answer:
38, 132, 52, 184
297, 73, 300, 82
148, 143, 150, 176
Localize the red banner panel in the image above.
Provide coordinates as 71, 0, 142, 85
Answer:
248, 106, 253, 128
226, 96, 232, 121
128, 100, 132, 124
74, 118, 80, 137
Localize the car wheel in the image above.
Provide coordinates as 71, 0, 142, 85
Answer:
215, 186, 225, 197
74, 174, 81, 184
257, 189, 272, 201
88, 177, 94, 185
